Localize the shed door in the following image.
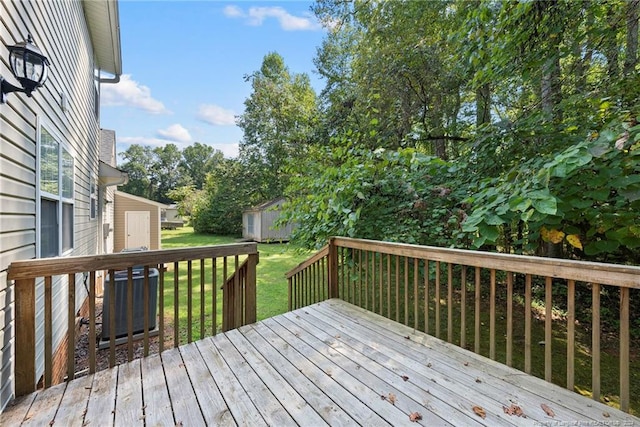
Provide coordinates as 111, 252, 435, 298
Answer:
125, 211, 150, 249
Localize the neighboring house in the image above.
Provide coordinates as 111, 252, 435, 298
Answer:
0, 0, 122, 411
242, 197, 295, 243
114, 191, 168, 251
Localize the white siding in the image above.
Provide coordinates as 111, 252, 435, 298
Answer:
0, 0, 103, 410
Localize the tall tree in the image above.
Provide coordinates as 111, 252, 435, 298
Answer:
119, 144, 154, 199
237, 52, 318, 201
180, 142, 224, 190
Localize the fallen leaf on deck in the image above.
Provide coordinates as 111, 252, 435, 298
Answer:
427, 363, 432, 368
404, 335, 411, 340
472, 405, 486, 419
464, 362, 469, 366
401, 375, 409, 382
541, 403, 555, 417
409, 412, 422, 422
388, 393, 397, 405
475, 377, 482, 383
502, 404, 525, 417
603, 412, 610, 418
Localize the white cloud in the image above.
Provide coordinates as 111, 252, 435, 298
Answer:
224, 5, 322, 31
210, 143, 239, 159
223, 5, 243, 18
197, 104, 236, 126
157, 124, 192, 143
101, 74, 169, 114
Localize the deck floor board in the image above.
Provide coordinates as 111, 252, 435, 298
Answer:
2, 299, 638, 426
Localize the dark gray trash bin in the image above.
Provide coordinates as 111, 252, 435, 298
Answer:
102, 267, 158, 340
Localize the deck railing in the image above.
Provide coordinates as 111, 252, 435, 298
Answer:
8, 243, 258, 397
286, 237, 640, 413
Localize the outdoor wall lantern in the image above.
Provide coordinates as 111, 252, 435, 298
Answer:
1, 35, 50, 104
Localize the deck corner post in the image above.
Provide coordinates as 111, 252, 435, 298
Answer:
328, 238, 339, 299
244, 252, 258, 325
14, 278, 37, 397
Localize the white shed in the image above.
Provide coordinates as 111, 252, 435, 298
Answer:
242, 198, 294, 242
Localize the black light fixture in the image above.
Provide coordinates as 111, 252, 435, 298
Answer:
1, 35, 50, 104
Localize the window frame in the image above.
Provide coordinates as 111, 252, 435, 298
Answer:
37, 121, 76, 258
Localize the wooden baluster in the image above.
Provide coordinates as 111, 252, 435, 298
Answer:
88, 272, 96, 374
545, 276, 552, 382
365, 251, 369, 311
414, 258, 419, 330
212, 258, 217, 335
67, 274, 76, 381
174, 262, 179, 347
592, 283, 601, 401
387, 254, 391, 319
14, 278, 36, 396
159, 267, 165, 352
371, 253, 376, 313
234, 255, 242, 327
474, 267, 480, 354
45, 276, 53, 387
358, 249, 363, 308
222, 257, 230, 331
143, 266, 150, 357
424, 260, 430, 335
322, 256, 327, 301
108, 269, 116, 367
187, 260, 193, 343
567, 279, 575, 391
200, 259, 205, 339
506, 272, 513, 367
328, 240, 338, 300
245, 253, 257, 325
447, 263, 453, 343
395, 255, 400, 323
435, 261, 441, 339
288, 277, 293, 312
460, 266, 466, 349
525, 274, 532, 374
404, 256, 409, 326
378, 253, 383, 315
620, 286, 630, 412
127, 268, 134, 362
490, 269, 496, 360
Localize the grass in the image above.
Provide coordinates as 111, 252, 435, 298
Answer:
159, 227, 310, 344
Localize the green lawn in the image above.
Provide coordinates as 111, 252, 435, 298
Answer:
160, 227, 310, 344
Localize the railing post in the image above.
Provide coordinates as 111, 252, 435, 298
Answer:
14, 278, 36, 396
328, 238, 339, 299
244, 253, 258, 325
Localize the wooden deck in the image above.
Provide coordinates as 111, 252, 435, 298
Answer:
2, 299, 638, 426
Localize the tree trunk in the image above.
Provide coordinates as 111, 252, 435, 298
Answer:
540, 0, 563, 123
624, 0, 639, 77
475, 84, 491, 128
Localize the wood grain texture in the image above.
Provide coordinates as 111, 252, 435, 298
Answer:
2, 299, 638, 426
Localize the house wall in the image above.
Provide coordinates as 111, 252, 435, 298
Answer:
113, 192, 162, 251
0, 0, 101, 410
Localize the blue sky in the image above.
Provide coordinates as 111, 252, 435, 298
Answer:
100, 1, 327, 160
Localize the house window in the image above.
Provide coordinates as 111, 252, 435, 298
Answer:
40, 127, 75, 257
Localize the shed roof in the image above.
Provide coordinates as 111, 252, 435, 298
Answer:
115, 191, 169, 208
244, 197, 286, 213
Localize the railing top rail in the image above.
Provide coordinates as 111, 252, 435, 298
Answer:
285, 245, 329, 279
331, 237, 640, 289
8, 243, 259, 281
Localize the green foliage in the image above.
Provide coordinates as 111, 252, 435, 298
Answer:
462, 115, 640, 262
281, 130, 471, 249
191, 159, 256, 236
